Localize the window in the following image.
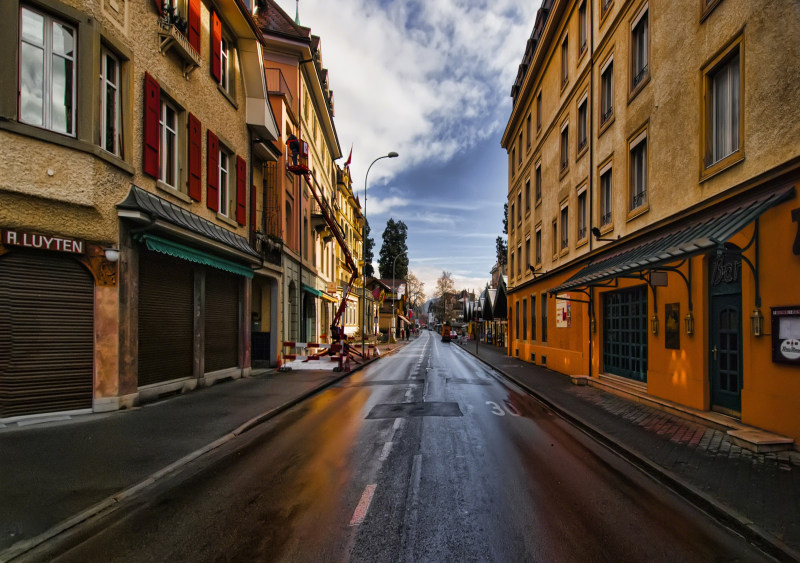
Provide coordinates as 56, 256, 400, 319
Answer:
518, 132, 523, 165
516, 301, 520, 340
218, 147, 232, 216
535, 228, 542, 265
511, 149, 516, 174
578, 189, 587, 240
579, 2, 587, 53
211, 11, 234, 97
560, 123, 569, 171
601, 0, 613, 17
517, 193, 522, 224
631, 6, 649, 91
525, 238, 531, 271
517, 244, 522, 276
510, 251, 515, 280
629, 130, 647, 211
100, 47, 122, 156
536, 91, 542, 132
220, 36, 230, 91
525, 180, 531, 212
160, 99, 180, 188
526, 114, 532, 148
703, 39, 742, 172
19, 6, 76, 135
560, 205, 569, 250
600, 57, 614, 125
561, 35, 569, 87
552, 219, 558, 256
510, 202, 515, 233
522, 299, 527, 340
531, 296, 536, 340
600, 166, 613, 226
577, 97, 588, 152
542, 293, 548, 343
535, 162, 542, 201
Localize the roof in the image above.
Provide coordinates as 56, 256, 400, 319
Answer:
550, 185, 795, 294
117, 185, 259, 259
256, 0, 311, 42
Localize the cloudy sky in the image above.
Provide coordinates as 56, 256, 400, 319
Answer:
274, 0, 540, 298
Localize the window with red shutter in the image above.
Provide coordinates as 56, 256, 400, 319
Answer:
187, 113, 202, 201
207, 130, 219, 212
187, 0, 201, 52
236, 155, 247, 225
211, 12, 221, 82
143, 73, 160, 178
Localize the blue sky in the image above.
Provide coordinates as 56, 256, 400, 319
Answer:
274, 0, 540, 297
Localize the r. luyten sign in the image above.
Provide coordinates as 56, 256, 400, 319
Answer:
1, 229, 85, 254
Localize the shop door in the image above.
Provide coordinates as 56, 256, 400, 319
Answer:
138, 250, 194, 386
709, 252, 743, 414
603, 286, 648, 382
204, 269, 239, 372
0, 251, 94, 417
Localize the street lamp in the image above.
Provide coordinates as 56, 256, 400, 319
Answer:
361, 152, 398, 355
391, 249, 408, 343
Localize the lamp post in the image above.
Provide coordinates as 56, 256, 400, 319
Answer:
391, 250, 408, 343
361, 152, 399, 356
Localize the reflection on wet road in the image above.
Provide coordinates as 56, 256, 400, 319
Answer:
42, 331, 769, 562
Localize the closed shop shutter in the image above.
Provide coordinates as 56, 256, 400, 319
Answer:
138, 250, 194, 386
204, 269, 238, 372
0, 251, 94, 417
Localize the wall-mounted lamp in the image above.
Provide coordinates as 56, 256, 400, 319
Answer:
751, 308, 764, 337
104, 248, 120, 262
650, 314, 659, 335
590, 316, 597, 334
684, 311, 694, 335
591, 227, 615, 242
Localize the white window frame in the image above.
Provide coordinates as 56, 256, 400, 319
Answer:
19, 6, 77, 136
219, 148, 230, 216
100, 47, 121, 156
159, 99, 179, 188
220, 35, 230, 92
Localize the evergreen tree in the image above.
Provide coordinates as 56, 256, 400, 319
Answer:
363, 219, 375, 278
496, 202, 508, 267
378, 218, 408, 279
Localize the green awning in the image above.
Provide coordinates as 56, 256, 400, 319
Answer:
137, 233, 254, 278
302, 283, 322, 297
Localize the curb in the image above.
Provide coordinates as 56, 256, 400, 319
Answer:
0, 345, 408, 562
464, 347, 800, 563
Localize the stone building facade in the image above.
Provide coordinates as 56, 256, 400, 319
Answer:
502, 0, 800, 444
0, 0, 280, 416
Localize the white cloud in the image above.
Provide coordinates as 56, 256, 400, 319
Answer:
367, 195, 411, 215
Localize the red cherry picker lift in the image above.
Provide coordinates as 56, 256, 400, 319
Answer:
285, 135, 364, 372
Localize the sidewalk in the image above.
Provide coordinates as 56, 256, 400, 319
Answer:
458, 339, 800, 562
0, 338, 413, 561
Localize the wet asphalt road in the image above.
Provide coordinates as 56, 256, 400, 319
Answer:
32, 331, 770, 562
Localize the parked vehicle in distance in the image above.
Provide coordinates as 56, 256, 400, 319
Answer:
442, 322, 452, 343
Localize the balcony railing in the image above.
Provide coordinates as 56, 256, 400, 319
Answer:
578, 226, 587, 240
601, 211, 612, 226
157, 19, 201, 78
265, 68, 294, 110
602, 106, 613, 123
630, 189, 647, 210
632, 64, 649, 88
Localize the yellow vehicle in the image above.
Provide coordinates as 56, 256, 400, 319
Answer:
441, 322, 452, 343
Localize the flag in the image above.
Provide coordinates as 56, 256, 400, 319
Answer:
344, 144, 352, 167
372, 286, 380, 300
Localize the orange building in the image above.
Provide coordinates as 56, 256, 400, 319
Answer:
502, 0, 800, 446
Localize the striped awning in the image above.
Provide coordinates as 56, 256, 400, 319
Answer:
549, 186, 794, 294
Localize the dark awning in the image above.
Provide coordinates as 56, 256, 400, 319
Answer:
550, 186, 794, 294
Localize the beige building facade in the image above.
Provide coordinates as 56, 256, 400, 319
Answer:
0, 0, 280, 417
503, 0, 800, 444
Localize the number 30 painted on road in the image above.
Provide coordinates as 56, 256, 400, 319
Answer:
486, 401, 520, 416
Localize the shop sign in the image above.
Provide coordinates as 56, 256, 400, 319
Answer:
1, 229, 85, 254
556, 296, 571, 328
771, 306, 800, 365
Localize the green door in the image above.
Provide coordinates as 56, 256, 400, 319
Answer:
709, 253, 743, 414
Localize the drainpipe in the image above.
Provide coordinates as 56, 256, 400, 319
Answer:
587, 0, 595, 379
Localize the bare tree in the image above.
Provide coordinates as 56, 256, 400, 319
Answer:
434, 271, 456, 324
406, 270, 425, 313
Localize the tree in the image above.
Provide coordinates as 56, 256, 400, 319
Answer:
406, 270, 425, 312
434, 271, 456, 324
363, 218, 375, 278
496, 202, 508, 267
378, 218, 408, 279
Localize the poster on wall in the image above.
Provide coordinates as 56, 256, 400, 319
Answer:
665, 303, 680, 350
772, 306, 800, 365
556, 296, 571, 328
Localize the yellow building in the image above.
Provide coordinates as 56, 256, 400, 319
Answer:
0, 0, 279, 415
502, 0, 800, 445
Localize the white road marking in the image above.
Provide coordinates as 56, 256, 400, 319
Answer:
349, 484, 377, 526
379, 441, 393, 461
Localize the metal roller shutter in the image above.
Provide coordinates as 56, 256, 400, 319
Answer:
0, 251, 94, 417
204, 269, 238, 372
138, 250, 194, 386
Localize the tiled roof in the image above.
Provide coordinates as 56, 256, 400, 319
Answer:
257, 0, 310, 41
117, 185, 259, 259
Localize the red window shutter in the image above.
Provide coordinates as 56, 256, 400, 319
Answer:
143, 72, 160, 179
187, 0, 201, 52
207, 130, 219, 212
236, 156, 247, 225
150, 0, 163, 15
187, 113, 202, 201
211, 11, 221, 82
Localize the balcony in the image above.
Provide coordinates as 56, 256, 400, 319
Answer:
265, 68, 294, 110
157, 18, 201, 79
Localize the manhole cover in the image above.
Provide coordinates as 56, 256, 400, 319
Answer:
366, 401, 463, 419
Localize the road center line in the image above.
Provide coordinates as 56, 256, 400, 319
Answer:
349, 484, 377, 527
379, 441, 393, 461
